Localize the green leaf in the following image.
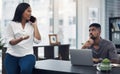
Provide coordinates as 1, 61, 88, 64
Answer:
0, 37, 5, 49
102, 58, 110, 64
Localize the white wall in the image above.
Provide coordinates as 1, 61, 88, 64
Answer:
77, 0, 105, 48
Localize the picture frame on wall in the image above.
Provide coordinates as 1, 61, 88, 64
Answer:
88, 8, 99, 24
49, 34, 59, 45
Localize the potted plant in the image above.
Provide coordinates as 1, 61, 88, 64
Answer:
99, 58, 112, 71
0, 37, 6, 74
0, 37, 5, 49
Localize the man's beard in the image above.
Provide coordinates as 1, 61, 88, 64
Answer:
90, 34, 96, 40
90, 36, 96, 40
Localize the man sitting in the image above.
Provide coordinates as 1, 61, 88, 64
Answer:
82, 23, 118, 63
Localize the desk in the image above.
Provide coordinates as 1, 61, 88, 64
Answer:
33, 59, 120, 74
33, 44, 70, 60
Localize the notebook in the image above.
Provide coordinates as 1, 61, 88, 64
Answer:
70, 49, 94, 66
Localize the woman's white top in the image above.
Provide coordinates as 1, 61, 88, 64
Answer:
5, 21, 40, 57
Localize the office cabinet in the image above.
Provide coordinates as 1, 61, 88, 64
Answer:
33, 44, 70, 60
109, 17, 120, 48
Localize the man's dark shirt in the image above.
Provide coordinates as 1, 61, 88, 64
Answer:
89, 38, 118, 60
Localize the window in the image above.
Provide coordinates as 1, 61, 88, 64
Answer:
1, 0, 22, 37
29, 0, 53, 45
57, 0, 77, 49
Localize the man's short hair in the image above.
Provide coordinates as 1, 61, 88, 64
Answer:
89, 23, 101, 30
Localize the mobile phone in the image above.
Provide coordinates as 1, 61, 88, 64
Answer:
30, 16, 36, 23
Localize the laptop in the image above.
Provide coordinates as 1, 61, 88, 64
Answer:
70, 49, 94, 66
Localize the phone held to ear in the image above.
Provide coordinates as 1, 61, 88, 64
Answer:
30, 16, 36, 23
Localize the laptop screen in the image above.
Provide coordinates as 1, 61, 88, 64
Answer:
70, 49, 94, 66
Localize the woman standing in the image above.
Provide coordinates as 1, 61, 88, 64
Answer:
4, 3, 41, 74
